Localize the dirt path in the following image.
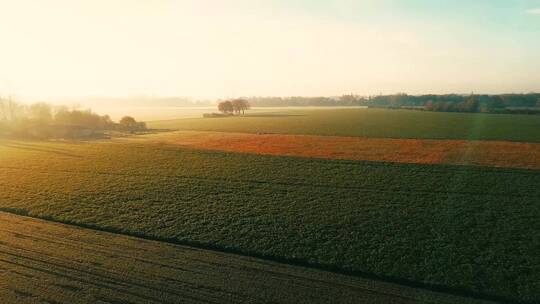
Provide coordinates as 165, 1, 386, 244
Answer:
0, 211, 497, 304
132, 131, 540, 170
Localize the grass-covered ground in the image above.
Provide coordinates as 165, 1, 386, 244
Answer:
1, 139, 538, 302
0, 212, 488, 304
148, 108, 540, 142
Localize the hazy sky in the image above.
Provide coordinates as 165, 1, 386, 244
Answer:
1, 0, 540, 100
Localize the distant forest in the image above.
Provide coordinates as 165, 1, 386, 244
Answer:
69, 94, 540, 115
244, 93, 540, 114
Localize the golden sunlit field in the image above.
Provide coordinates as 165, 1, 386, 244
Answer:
2, 0, 540, 303
1, 108, 539, 303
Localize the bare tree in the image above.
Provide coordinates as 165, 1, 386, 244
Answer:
0, 96, 23, 121
218, 101, 234, 114
231, 99, 250, 115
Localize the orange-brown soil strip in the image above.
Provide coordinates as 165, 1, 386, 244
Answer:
138, 131, 540, 170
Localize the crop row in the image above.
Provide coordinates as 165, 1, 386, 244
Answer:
1, 141, 539, 302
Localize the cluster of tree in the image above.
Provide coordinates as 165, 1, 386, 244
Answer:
366, 93, 540, 113
217, 99, 251, 115
424, 96, 480, 112
0, 99, 146, 139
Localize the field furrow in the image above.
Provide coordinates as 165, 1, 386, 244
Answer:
0, 212, 493, 304
1, 138, 538, 302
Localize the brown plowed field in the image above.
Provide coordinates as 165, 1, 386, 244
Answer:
134, 131, 540, 169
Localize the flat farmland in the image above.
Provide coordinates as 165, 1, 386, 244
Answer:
1, 139, 539, 303
3, 2, 540, 304
148, 108, 540, 142
135, 131, 540, 169
3, 211, 489, 304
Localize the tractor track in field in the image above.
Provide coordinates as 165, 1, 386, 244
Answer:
0, 211, 498, 304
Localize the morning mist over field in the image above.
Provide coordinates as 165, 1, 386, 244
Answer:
1, 1, 539, 304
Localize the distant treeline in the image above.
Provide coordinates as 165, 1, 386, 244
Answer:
367, 93, 540, 114
245, 96, 363, 107
244, 93, 540, 114
0, 99, 146, 139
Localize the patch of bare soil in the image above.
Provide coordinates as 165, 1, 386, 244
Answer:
140, 131, 540, 169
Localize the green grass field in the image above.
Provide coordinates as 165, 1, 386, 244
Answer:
148, 108, 540, 142
1, 139, 538, 302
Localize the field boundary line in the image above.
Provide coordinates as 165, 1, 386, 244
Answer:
0, 210, 514, 304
